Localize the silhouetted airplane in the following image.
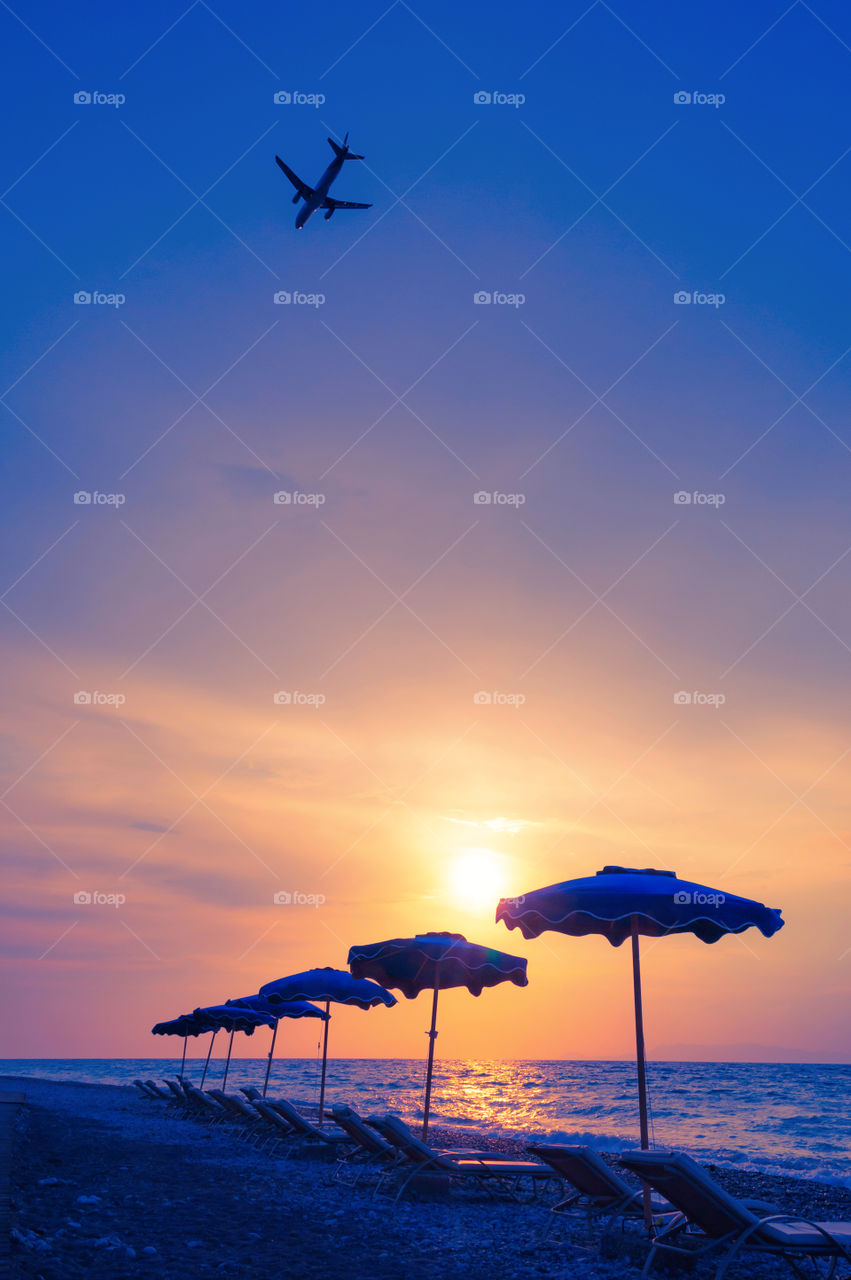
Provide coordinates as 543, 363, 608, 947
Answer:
276, 134, 372, 230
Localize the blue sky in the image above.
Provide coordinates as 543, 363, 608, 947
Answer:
2, 1, 851, 1059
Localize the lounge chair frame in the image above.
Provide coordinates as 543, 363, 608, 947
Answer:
620, 1150, 851, 1280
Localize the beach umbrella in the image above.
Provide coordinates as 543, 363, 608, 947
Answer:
192, 1004, 277, 1090
259, 967, 397, 1118
151, 1011, 216, 1079
225, 994, 328, 1096
496, 866, 784, 1152
347, 932, 527, 1136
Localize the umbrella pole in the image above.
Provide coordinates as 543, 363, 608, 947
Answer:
317, 1000, 331, 1126
200, 1030, 217, 1087
262, 1021, 279, 1098
180, 1035, 187, 1079
630, 928, 650, 1148
422, 983, 440, 1139
631, 925, 653, 1231
222, 1029, 235, 1090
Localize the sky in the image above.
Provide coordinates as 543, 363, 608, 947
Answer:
2, 0, 850, 1064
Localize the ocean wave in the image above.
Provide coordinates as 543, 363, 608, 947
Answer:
3, 1059, 848, 1184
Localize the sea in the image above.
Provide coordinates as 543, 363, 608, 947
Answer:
2, 1058, 848, 1187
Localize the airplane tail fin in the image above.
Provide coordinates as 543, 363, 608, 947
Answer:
328, 134, 363, 160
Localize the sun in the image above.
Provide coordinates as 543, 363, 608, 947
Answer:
449, 848, 509, 912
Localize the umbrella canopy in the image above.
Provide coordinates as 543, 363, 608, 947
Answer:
260, 967, 397, 1010
259, 968, 396, 1115
348, 933, 528, 998
151, 1011, 218, 1078
225, 993, 327, 1020
496, 866, 784, 1159
348, 932, 528, 1135
496, 866, 784, 946
151, 1013, 216, 1038
192, 1004, 277, 1033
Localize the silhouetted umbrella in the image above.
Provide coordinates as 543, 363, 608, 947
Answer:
225, 993, 328, 1096
151, 1012, 217, 1079
259, 967, 396, 1117
496, 866, 784, 1152
191, 1004, 277, 1090
348, 932, 527, 1136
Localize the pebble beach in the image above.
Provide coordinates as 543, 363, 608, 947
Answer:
7, 1076, 851, 1280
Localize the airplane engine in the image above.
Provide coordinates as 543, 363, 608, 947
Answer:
324, 207, 334, 220
292, 192, 300, 204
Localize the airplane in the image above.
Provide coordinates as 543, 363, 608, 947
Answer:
275, 133, 372, 230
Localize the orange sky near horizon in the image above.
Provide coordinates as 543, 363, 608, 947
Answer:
3, 525, 849, 1065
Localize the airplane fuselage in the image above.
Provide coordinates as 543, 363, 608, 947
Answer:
295, 153, 346, 229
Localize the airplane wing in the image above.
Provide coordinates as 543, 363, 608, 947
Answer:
275, 156, 313, 199
321, 197, 373, 211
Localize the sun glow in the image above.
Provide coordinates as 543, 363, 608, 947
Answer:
449, 848, 509, 913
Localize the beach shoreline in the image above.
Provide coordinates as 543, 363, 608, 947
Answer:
7, 1076, 851, 1279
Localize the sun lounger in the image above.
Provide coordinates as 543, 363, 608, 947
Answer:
182, 1083, 226, 1123
368, 1115, 562, 1203
134, 1079, 166, 1101
251, 1099, 295, 1138
527, 1143, 672, 1237
329, 1104, 403, 1184
264, 1098, 351, 1152
619, 1150, 851, 1279
163, 1078, 190, 1105
206, 1090, 271, 1143
240, 1086, 262, 1101
143, 1079, 176, 1102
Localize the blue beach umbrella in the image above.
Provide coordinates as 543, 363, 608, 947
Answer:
151, 1011, 217, 1079
191, 1004, 278, 1090
259, 968, 396, 1117
496, 866, 784, 1151
226, 993, 328, 1096
347, 933, 528, 1136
